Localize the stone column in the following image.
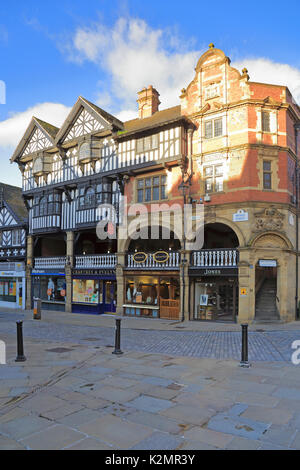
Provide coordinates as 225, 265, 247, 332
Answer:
25, 235, 33, 310
116, 252, 125, 316
65, 231, 74, 313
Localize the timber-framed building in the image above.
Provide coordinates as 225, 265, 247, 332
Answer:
11, 44, 300, 324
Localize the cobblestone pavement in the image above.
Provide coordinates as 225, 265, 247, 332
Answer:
0, 311, 299, 362
1, 332, 300, 450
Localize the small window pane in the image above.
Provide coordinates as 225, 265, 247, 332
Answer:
263, 161, 271, 171
161, 186, 167, 200
215, 177, 223, 192
215, 165, 223, 176
263, 173, 272, 189
205, 178, 213, 192
145, 188, 151, 201
262, 111, 270, 132
152, 134, 158, 148
145, 178, 151, 187
214, 118, 223, 137
205, 121, 213, 139
153, 186, 159, 200
153, 176, 159, 186
204, 166, 213, 177
136, 139, 144, 153
137, 189, 144, 202
138, 180, 144, 189
144, 137, 151, 151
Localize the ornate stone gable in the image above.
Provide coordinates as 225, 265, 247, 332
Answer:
253, 206, 284, 232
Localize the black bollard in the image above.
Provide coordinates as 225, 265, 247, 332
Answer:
15, 321, 26, 362
112, 318, 123, 355
240, 323, 250, 368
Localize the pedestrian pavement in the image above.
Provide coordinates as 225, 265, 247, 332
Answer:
1, 330, 300, 450
0, 308, 300, 362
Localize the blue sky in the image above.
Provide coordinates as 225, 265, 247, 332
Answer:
1, 0, 300, 186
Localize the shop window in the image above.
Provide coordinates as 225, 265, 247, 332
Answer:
0, 278, 17, 302
72, 279, 101, 304
33, 276, 66, 303
262, 111, 271, 132
263, 161, 272, 189
137, 175, 167, 202
204, 164, 223, 193
136, 134, 159, 154
204, 117, 223, 139
125, 276, 179, 306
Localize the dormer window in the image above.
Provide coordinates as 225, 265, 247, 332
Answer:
32, 153, 52, 183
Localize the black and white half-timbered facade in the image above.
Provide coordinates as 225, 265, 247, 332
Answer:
0, 183, 27, 309
11, 89, 194, 314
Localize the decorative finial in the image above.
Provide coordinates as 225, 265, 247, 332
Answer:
209, 43, 215, 49
241, 67, 250, 80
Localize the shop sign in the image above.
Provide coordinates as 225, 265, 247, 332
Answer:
258, 259, 277, 267
240, 288, 247, 296
233, 209, 248, 222
73, 269, 115, 276
133, 252, 148, 263
153, 251, 169, 263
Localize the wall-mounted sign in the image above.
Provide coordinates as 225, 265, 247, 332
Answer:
153, 251, 169, 263
258, 259, 277, 267
233, 209, 248, 222
240, 288, 247, 296
133, 252, 148, 264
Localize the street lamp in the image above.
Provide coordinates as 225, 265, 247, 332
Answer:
178, 156, 192, 322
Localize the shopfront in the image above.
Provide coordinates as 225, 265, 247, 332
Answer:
0, 263, 26, 310
32, 270, 66, 311
124, 273, 180, 319
190, 268, 238, 322
72, 269, 116, 314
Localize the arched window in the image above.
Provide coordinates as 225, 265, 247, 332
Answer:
39, 196, 47, 216
85, 187, 95, 207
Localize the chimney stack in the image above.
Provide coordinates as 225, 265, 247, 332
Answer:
137, 85, 160, 119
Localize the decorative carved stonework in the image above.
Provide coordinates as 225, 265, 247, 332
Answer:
254, 234, 287, 249
254, 206, 284, 232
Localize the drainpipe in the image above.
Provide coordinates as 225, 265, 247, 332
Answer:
294, 123, 300, 318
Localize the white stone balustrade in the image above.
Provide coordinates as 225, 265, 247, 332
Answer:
127, 251, 180, 269
192, 249, 238, 267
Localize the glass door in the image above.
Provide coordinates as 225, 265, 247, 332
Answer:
103, 281, 116, 313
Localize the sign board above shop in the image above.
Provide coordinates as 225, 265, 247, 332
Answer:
258, 259, 277, 267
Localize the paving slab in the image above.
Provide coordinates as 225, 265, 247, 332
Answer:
241, 405, 294, 425
207, 412, 270, 440
183, 426, 234, 448
130, 431, 183, 450
0, 414, 52, 440
20, 424, 86, 450
160, 404, 215, 426
126, 395, 174, 413
77, 414, 153, 448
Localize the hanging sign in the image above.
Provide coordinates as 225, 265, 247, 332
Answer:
153, 251, 169, 263
132, 252, 148, 263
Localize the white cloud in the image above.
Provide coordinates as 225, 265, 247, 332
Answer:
63, 17, 300, 111
232, 58, 300, 104
0, 102, 70, 149
64, 17, 202, 113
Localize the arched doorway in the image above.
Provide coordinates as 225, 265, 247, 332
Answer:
192, 222, 239, 322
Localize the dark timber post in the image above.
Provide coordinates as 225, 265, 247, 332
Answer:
112, 318, 123, 355
15, 321, 26, 362
240, 323, 250, 368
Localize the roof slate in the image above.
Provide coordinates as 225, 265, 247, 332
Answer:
0, 183, 27, 222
